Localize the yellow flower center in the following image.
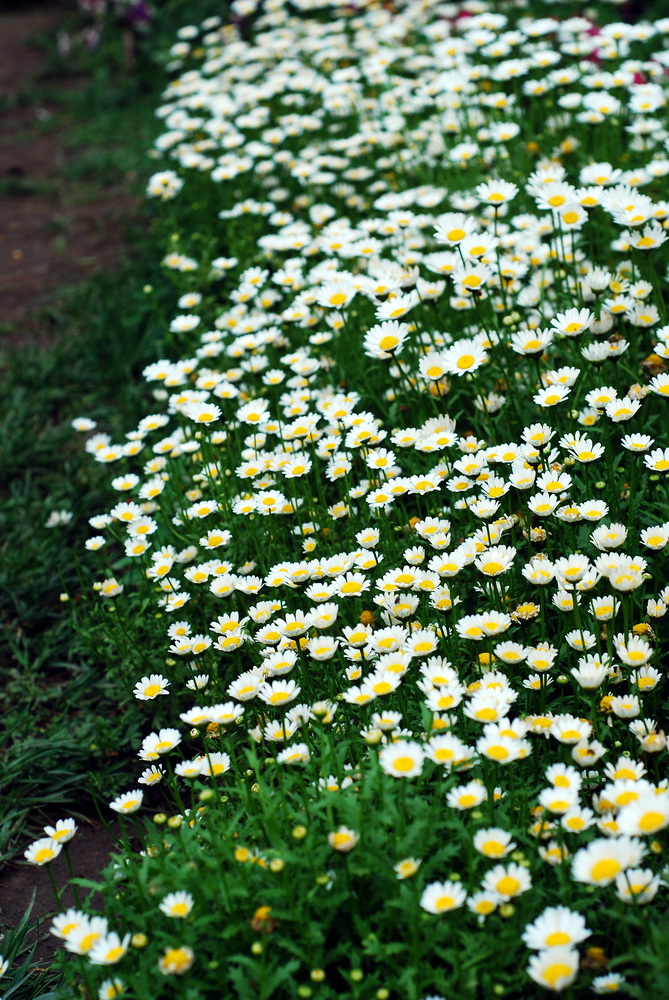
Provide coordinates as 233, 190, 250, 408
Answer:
80, 932, 100, 953
545, 931, 570, 947
639, 811, 665, 833
379, 336, 399, 351
476, 708, 498, 722
542, 962, 573, 989
476, 899, 495, 914
591, 858, 621, 881
163, 947, 192, 973
496, 876, 520, 896
482, 840, 505, 856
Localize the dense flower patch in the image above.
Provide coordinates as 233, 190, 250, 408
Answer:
17, 0, 669, 997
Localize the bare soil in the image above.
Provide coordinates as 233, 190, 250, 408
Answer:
0, 821, 119, 963
0, 0, 141, 343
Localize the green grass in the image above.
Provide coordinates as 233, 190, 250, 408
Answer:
0, 14, 192, 995
0, 256, 172, 858
0, 0, 228, 844
0, 896, 65, 1000
0, 0, 226, 877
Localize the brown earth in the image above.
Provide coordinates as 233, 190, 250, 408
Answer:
0, 821, 119, 963
0, 0, 141, 344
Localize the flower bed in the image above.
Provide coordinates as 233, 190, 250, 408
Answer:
17, 1, 669, 996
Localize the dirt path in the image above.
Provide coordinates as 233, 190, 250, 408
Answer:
0, 0, 140, 342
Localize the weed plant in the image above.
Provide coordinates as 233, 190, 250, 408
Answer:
9, 0, 669, 998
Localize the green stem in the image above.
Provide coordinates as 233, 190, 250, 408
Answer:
64, 844, 82, 908
45, 863, 62, 909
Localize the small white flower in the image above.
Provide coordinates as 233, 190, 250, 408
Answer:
109, 791, 143, 815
